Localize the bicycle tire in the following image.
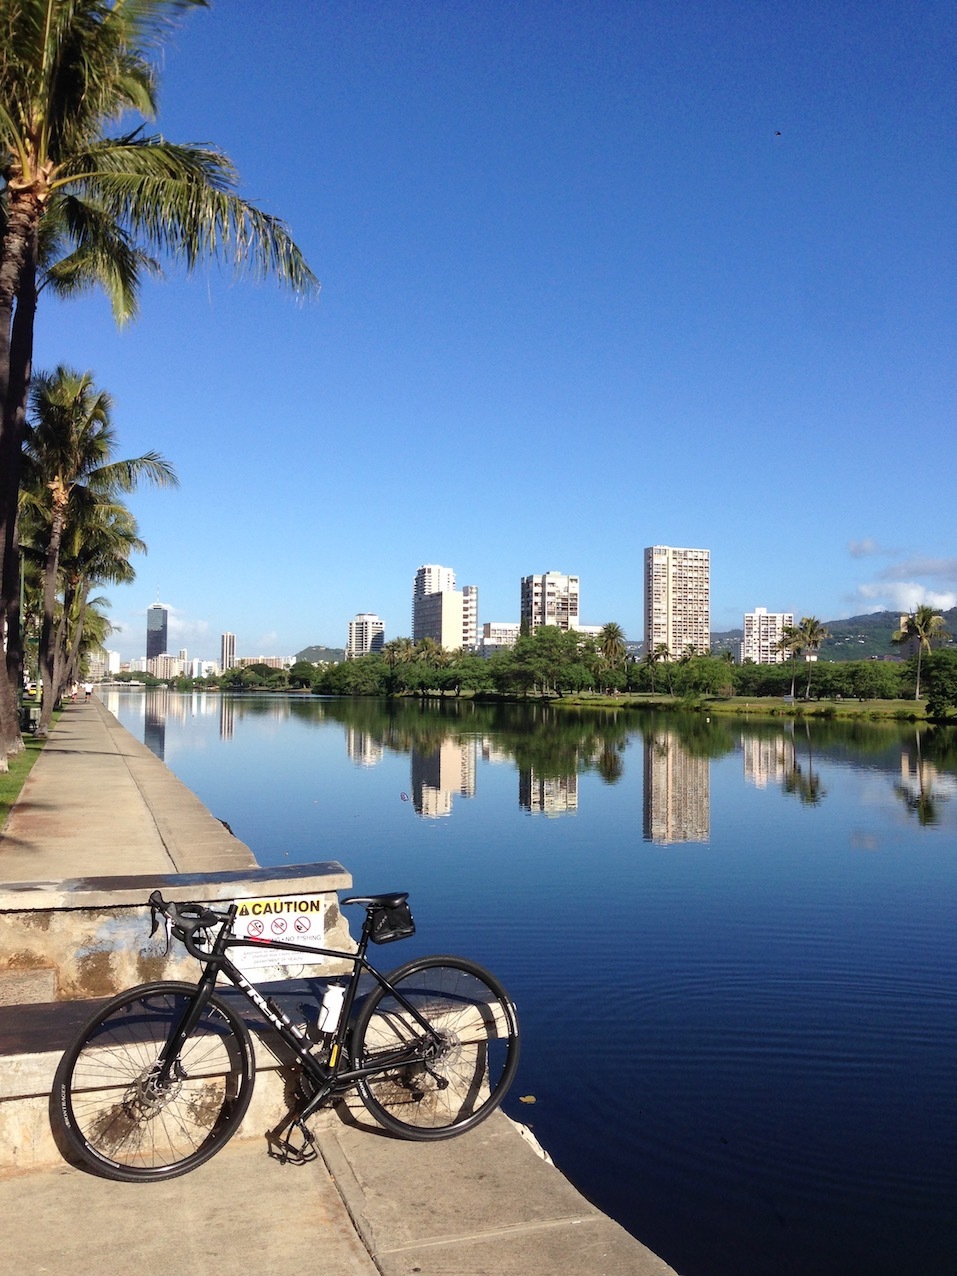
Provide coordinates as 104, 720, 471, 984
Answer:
351, 955, 520, 1140
53, 980, 256, 1182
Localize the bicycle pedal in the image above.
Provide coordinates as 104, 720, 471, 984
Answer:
269, 1120, 318, 1167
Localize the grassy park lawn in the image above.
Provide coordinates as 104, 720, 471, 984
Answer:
702, 696, 926, 720
0, 734, 47, 830
557, 692, 927, 720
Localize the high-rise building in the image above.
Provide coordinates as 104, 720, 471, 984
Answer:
146, 604, 168, 660
347, 613, 385, 659
413, 564, 455, 610
480, 622, 521, 655
643, 546, 710, 657
520, 571, 580, 632
414, 588, 465, 649
412, 564, 476, 650
462, 585, 479, 650
740, 607, 794, 664
220, 632, 236, 671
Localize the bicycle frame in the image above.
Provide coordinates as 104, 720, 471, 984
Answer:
158, 903, 440, 1124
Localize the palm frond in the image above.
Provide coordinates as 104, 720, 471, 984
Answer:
40, 191, 161, 322
60, 136, 319, 292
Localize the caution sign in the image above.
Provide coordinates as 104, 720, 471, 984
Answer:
229, 894, 332, 981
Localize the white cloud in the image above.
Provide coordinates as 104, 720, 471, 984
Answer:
877, 556, 957, 585
850, 548, 957, 615
855, 581, 957, 613
847, 537, 880, 558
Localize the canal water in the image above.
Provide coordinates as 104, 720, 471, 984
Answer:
104, 691, 957, 1276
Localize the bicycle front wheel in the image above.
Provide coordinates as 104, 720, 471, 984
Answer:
352, 956, 520, 1140
53, 981, 255, 1182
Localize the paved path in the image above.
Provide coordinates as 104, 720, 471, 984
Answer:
0, 699, 678, 1275
0, 698, 257, 881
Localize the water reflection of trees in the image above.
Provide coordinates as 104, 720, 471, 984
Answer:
318, 698, 646, 782
125, 692, 957, 828
895, 730, 953, 826
781, 721, 826, 806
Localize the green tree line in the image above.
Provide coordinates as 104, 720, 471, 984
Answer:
118, 621, 957, 719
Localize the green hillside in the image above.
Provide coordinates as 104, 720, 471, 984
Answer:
295, 645, 345, 664
711, 608, 956, 662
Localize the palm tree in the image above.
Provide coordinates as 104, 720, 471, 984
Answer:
0, 0, 317, 763
21, 365, 177, 731
892, 605, 949, 700
796, 617, 829, 699
653, 642, 675, 695
53, 499, 142, 695
598, 622, 626, 692
776, 624, 803, 698
599, 622, 626, 666
414, 637, 445, 669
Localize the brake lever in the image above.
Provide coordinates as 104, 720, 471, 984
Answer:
148, 900, 172, 954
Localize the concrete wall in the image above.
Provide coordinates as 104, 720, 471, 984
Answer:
0, 863, 360, 1170
0, 863, 355, 1004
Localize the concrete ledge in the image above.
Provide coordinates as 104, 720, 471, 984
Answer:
0, 860, 352, 912
0, 993, 312, 1171
0, 862, 355, 1003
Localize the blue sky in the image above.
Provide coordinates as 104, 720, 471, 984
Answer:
35, 0, 956, 661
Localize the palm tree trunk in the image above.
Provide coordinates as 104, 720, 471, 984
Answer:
36, 506, 66, 736
61, 580, 88, 692
0, 195, 40, 761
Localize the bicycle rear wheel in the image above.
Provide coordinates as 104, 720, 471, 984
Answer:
53, 981, 255, 1182
351, 956, 519, 1140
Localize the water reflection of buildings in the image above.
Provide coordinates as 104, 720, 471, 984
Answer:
519, 769, 578, 816
220, 696, 235, 742
411, 739, 477, 818
742, 734, 795, 789
481, 739, 512, 766
642, 731, 710, 844
143, 694, 167, 761
345, 728, 384, 768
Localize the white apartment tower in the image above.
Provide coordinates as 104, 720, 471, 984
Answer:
412, 564, 476, 650
644, 546, 710, 656
414, 589, 465, 649
220, 632, 236, 671
347, 613, 385, 659
462, 585, 479, 651
740, 607, 794, 665
520, 571, 580, 632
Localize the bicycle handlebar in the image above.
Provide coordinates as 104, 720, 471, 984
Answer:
149, 890, 230, 962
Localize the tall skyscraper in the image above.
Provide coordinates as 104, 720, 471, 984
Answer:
643, 546, 710, 656
412, 564, 476, 649
462, 585, 479, 650
347, 613, 385, 658
414, 589, 465, 649
220, 632, 236, 671
520, 571, 580, 632
413, 564, 456, 615
146, 604, 168, 660
740, 607, 794, 664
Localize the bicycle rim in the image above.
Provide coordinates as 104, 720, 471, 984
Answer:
55, 982, 255, 1181
353, 956, 519, 1140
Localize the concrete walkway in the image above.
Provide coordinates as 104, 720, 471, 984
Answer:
0, 698, 257, 881
0, 699, 679, 1275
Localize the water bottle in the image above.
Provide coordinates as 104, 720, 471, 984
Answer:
317, 983, 345, 1037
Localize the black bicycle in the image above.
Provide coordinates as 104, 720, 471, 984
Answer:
53, 890, 520, 1182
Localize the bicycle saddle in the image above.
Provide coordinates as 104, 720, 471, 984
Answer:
341, 891, 409, 909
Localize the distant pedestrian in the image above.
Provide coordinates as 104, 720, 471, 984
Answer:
83, 682, 93, 701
